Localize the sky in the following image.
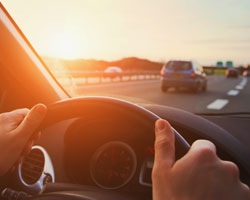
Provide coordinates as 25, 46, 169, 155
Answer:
1, 0, 250, 65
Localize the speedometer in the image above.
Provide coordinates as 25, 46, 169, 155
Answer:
90, 141, 137, 189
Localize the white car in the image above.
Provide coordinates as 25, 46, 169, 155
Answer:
104, 66, 123, 73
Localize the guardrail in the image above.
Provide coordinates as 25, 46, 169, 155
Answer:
203, 66, 229, 75
52, 71, 161, 86
52, 67, 229, 87
203, 66, 228, 70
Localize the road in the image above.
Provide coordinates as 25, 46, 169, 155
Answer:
71, 76, 250, 114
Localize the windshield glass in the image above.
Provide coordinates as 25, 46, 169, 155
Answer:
2, 0, 250, 114
166, 61, 192, 71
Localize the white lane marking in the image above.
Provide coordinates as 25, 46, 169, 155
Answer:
240, 77, 247, 86
235, 77, 248, 90
207, 99, 229, 110
227, 90, 239, 96
236, 85, 243, 90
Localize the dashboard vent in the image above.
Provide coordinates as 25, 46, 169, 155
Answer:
21, 148, 45, 185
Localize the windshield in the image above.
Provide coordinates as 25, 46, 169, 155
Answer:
165, 61, 192, 71
2, 0, 250, 114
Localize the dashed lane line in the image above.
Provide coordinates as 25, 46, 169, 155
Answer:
227, 90, 239, 96
207, 99, 229, 110
235, 77, 248, 90
207, 77, 247, 110
236, 85, 243, 90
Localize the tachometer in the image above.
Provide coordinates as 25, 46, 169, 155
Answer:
90, 141, 137, 189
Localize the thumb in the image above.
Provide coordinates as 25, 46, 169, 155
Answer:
14, 104, 47, 137
154, 119, 175, 168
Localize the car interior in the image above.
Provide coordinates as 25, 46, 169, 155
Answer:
0, 2, 250, 200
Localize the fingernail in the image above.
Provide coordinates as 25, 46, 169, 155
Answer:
156, 120, 165, 131
34, 104, 47, 115
33, 132, 41, 141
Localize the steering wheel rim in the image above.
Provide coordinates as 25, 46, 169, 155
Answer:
41, 96, 190, 152
35, 96, 190, 200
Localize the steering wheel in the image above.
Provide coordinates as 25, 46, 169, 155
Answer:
31, 97, 190, 200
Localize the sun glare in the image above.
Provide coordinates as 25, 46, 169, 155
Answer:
52, 33, 81, 59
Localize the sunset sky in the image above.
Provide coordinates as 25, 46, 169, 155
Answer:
1, 0, 250, 65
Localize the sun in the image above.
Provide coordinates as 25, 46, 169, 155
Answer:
52, 33, 80, 59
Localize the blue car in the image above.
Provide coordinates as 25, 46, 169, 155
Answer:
160, 60, 207, 93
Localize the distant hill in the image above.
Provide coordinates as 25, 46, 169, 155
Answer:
43, 57, 163, 72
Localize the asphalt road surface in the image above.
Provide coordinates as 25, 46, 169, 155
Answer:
72, 76, 250, 114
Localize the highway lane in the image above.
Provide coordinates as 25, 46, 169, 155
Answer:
71, 75, 250, 114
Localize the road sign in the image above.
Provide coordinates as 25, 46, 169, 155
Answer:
216, 61, 223, 67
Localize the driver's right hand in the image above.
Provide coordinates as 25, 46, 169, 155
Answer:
152, 119, 250, 200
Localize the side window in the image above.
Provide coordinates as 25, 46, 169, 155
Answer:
192, 62, 196, 72
193, 62, 199, 74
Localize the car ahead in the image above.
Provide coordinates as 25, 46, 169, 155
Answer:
226, 68, 239, 78
104, 66, 123, 73
243, 70, 250, 77
1, 3, 250, 200
160, 60, 207, 93
104, 66, 123, 79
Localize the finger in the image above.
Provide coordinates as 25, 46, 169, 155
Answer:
154, 119, 175, 168
10, 156, 24, 173
0, 108, 29, 128
22, 140, 34, 156
239, 183, 250, 199
8, 108, 30, 127
188, 140, 217, 163
32, 131, 41, 141
221, 160, 240, 180
190, 140, 216, 153
14, 104, 47, 138
8, 108, 29, 119
9, 155, 24, 173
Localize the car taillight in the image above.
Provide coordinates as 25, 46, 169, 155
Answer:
190, 71, 196, 79
160, 68, 165, 76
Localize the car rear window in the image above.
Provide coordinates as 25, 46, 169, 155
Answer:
165, 61, 192, 71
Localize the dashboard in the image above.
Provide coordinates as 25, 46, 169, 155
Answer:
14, 104, 250, 199
89, 141, 138, 189
63, 116, 155, 194
16, 114, 156, 198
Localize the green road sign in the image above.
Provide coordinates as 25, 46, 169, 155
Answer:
226, 61, 233, 68
216, 61, 223, 67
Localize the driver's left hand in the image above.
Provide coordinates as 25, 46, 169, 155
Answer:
0, 104, 47, 176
